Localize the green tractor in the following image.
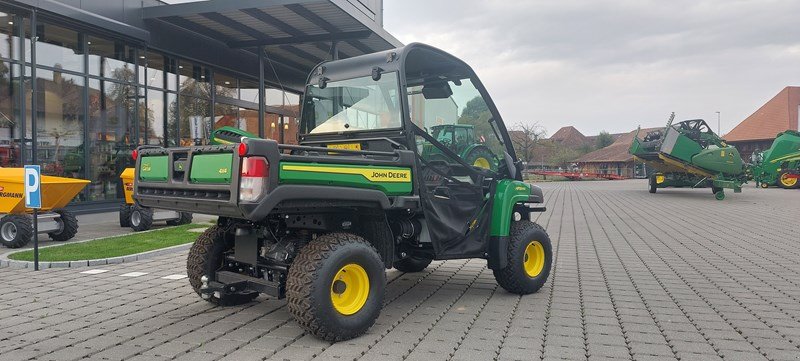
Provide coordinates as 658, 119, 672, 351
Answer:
630, 113, 746, 200
421, 124, 499, 171
750, 130, 800, 189
133, 43, 552, 341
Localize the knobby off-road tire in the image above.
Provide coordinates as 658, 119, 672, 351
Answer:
393, 256, 432, 273
186, 225, 258, 306
287, 233, 385, 341
648, 174, 658, 193
130, 205, 153, 232
493, 221, 553, 294
49, 209, 78, 242
167, 212, 193, 226
0, 214, 33, 248
119, 204, 132, 227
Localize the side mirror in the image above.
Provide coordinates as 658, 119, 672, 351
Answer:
422, 83, 453, 99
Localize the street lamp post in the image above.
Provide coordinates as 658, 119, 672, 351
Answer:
716, 111, 721, 134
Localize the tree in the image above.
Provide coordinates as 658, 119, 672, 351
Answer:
596, 131, 614, 149
510, 122, 547, 165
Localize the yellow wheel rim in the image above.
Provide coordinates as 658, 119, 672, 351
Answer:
780, 173, 797, 188
473, 157, 491, 169
523, 241, 546, 278
330, 263, 370, 315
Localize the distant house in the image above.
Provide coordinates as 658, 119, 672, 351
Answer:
725, 86, 800, 161
549, 126, 589, 149
575, 127, 660, 178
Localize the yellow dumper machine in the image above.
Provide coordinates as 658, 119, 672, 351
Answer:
0, 168, 89, 248
119, 168, 192, 231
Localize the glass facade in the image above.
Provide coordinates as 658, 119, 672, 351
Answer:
0, 6, 301, 206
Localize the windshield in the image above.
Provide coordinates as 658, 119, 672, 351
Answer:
301, 72, 402, 135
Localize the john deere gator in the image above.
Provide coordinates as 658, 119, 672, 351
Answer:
630, 113, 746, 200
133, 43, 552, 341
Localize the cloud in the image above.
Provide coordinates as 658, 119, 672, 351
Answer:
383, 0, 800, 135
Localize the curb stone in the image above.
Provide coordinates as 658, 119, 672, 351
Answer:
0, 242, 193, 270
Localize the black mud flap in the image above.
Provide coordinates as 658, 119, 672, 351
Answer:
487, 236, 509, 270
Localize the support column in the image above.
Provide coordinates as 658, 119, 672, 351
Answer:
30, 9, 37, 165
258, 45, 265, 138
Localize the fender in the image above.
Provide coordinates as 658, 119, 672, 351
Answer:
486, 180, 545, 270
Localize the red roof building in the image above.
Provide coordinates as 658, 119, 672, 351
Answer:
725, 86, 800, 160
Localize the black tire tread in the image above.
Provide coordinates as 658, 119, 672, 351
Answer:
130, 205, 154, 232
286, 232, 384, 341
186, 225, 258, 306
0, 215, 33, 248
493, 221, 551, 295
49, 209, 79, 242
119, 204, 131, 227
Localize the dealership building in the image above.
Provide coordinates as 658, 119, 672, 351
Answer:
0, 0, 400, 210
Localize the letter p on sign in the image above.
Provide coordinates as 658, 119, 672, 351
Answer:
24, 165, 41, 209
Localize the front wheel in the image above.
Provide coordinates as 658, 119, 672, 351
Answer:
167, 212, 193, 226
648, 174, 658, 193
287, 233, 385, 341
130, 205, 154, 232
0, 215, 33, 248
119, 204, 132, 227
493, 221, 552, 294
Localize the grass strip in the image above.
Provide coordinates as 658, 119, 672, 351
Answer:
8, 224, 207, 262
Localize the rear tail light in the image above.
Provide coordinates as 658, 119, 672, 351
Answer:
239, 156, 269, 202
132, 149, 138, 161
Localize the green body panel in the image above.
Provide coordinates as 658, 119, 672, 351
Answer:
691, 147, 743, 175
138, 155, 169, 182
278, 162, 412, 196
665, 134, 703, 162
490, 180, 531, 237
751, 130, 800, 185
190, 153, 234, 183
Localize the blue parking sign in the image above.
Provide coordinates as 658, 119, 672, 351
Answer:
24, 165, 41, 209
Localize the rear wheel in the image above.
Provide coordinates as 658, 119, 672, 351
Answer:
167, 212, 193, 226
393, 256, 432, 273
0, 215, 33, 248
287, 233, 385, 341
464, 146, 497, 171
130, 205, 153, 232
493, 221, 552, 294
119, 204, 132, 227
186, 225, 259, 306
714, 191, 725, 201
49, 209, 78, 242
778, 170, 799, 189
760, 182, 769, 189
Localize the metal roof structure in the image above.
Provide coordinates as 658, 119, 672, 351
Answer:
142, 0, 402, 78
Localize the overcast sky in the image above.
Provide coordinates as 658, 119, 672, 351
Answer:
383, 0, 800, 136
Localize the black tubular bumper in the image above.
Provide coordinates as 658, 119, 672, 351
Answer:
133, 138, 418, 221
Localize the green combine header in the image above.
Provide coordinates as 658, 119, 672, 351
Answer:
629, 113, 746, 200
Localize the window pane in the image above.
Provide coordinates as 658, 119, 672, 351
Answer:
213, 101, 238, 130
265, 88, 283, 107
164, 92, 177, 146
178, 61, 210, 98
179, 95, 210, 146
34, 69, 84, 186
0, 12, 21, 60
142, 53, 167, 89
87, 78, 136, 201
239, 78, 259, 103
36, 22, 83, 72
214, 72, 237, 99
87, 35, 136, 80
0, 61, 22, 166
144, 89, 165, 145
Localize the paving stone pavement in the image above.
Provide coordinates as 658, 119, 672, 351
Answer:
0, 180, 798, 361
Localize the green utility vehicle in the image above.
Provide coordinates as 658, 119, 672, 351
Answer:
133, 43, 552, 341
750, 130, 800, 189
630, 114, 746, 200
